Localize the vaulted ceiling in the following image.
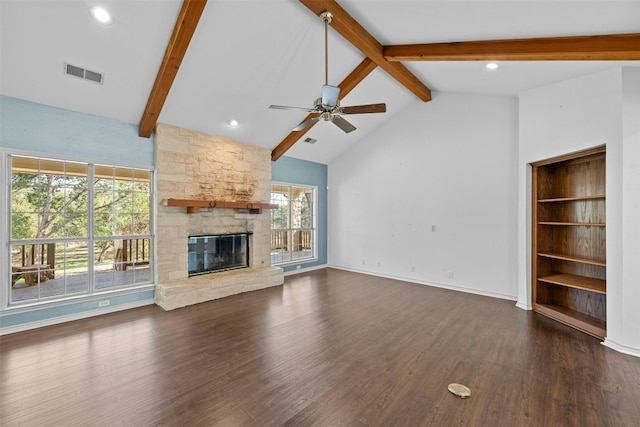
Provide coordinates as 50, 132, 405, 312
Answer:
1, 0, 639, 164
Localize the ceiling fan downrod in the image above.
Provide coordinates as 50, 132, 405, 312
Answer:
320, 12, 333, 86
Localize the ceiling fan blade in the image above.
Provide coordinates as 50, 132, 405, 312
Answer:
322, 84, 340, 107
269, 105, 315, 112
341, 103, 386, 115
332, 115, 357, 133
293, 116, 320, 131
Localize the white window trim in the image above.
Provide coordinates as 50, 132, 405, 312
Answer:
1, 148, 156, 311
270, 181, 318, 266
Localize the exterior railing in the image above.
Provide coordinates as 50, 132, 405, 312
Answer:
271, 230, 312, 252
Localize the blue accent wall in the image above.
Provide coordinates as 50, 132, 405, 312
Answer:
0, 95, 153, 165
0, 290, 154, 329
271, 156, 328, 272
0, 96, 154, 334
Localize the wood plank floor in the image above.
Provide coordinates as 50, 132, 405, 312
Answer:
2, 268, 640, 426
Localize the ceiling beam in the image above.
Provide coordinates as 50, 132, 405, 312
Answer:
384, 33, 640, 61
299, 0, 432, 102
138, 0, 207, 138
271, 57, 378, 161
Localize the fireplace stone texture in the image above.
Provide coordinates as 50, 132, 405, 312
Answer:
154, 123, 283, 310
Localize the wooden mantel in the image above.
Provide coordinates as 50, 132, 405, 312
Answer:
166, 198, 279, 214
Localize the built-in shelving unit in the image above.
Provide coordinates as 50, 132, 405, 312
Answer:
531, 146, 606, 339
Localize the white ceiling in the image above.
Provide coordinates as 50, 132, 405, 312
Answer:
1, 0, 639, 164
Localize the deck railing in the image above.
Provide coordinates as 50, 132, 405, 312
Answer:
271, 230, 312, 252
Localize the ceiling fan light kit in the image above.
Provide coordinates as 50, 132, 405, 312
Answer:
269, 10, 386, 134
321, 84, 340, 107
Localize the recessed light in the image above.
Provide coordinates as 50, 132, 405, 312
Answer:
90, 6, 112, 24
486, 62, 499, 70
229, 119, 239, 127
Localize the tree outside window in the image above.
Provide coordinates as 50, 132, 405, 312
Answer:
8, 155, 153, 305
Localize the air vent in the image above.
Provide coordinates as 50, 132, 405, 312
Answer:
304, 137, 317, 144
64, 63, 104, 84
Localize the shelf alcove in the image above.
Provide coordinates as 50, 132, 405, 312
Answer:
531, 146, 606, 339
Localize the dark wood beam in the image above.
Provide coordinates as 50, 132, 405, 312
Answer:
384, 33, 640, 61
138, 0, 207, 138
299, 0, 432, 102
271, 57, 377, 161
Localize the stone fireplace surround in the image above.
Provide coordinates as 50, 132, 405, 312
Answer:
154, 124, 283, 310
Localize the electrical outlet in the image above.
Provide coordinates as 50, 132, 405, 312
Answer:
447, 271, 454, 278
432, 225, 437, 232
411, 266, 416, 272
99, 300, 110, 307
377, 261, 381, 267
362, 259, 366, 265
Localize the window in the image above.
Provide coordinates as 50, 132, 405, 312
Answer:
8, 155, 153, 306
270, 183, 316, 265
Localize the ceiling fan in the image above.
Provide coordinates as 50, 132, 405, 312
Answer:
269, 11, 386, 133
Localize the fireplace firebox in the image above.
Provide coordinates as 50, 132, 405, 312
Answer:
187, 233, 250, 276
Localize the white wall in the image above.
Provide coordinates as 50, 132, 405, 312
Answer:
328, 92, 519, 300
517, 68, 623, 310
518, 67, 640, 356
619, 68, 640, 353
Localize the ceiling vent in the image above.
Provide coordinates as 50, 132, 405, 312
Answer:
304, 137, 317, 144
64, 63, 104, 84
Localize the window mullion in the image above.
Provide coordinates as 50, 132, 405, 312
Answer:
288, 187, 293, 259
88, 164, 95, 293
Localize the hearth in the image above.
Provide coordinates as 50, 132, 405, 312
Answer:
187, 233, 250, 276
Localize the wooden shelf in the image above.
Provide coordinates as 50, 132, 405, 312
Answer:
166, 198, 279, 214
534, 303, 606, 339
532, 146, 606, 338
537, 252, 606, 267
538, 274, 606, 294
538, 195, 605, 203
538, 221, 605, 227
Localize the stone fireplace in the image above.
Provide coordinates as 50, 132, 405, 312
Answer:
154, 123, 284, 310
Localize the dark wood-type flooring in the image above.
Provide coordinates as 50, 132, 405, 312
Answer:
2, 268, 640, 426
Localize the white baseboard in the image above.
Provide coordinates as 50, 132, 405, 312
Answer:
283, 263, 328, 276
0, 298, 155, 336
602, 338, 640, 358
328, 265, 518, 302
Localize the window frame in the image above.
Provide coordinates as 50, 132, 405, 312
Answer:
1, 149, 155, 310
270, 182, 318, 266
